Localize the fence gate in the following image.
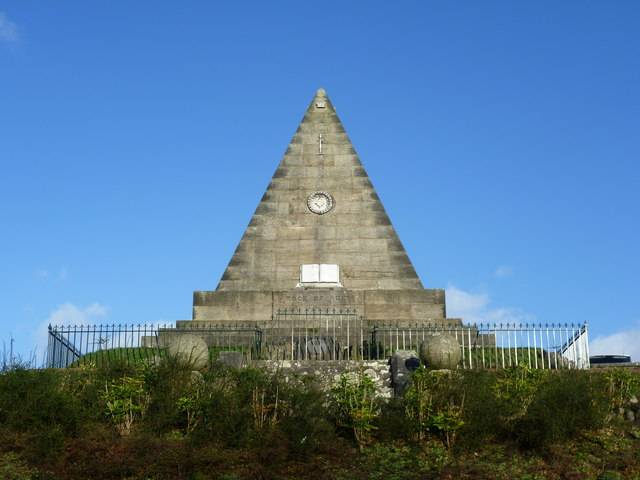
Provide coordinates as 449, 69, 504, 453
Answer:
266, 308, 366, 361
47, 325, 81, 368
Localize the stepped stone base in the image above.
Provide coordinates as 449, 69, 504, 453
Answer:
179, 287, 461, 329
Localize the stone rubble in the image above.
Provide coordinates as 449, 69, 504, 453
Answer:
257, 360, 393, 400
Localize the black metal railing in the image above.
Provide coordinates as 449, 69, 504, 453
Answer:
46, 323, 261, 368
46, 316, 590, 369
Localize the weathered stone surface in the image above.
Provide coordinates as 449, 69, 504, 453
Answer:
390, 350, 420, 396
217, 351, 244, 369
258, 360, 392, 399
166, 334, 209, 370
419, 333, 461, 369
188, 288, 458, 326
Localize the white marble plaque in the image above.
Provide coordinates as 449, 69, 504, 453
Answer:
320, 264, 339, 283
299, 264, 340, 284
300, 264, 320, 283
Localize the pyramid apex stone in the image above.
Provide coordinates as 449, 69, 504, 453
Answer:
316, 87, 327, 97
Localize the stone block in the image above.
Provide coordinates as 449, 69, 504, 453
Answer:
166, 334, 209, 370
217, 351, 244, 369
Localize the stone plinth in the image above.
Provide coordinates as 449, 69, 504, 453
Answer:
184, 287, 459, 329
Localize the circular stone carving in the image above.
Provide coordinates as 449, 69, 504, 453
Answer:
419, 333, 461, 369
307, 191, 334, 215
166, 334, 209, 370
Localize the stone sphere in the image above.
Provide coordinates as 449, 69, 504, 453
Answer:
166, 334, 209, 370
419, 333, 461, 369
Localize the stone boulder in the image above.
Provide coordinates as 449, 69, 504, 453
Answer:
167, 334, 209, 370
419, 333, 461, 369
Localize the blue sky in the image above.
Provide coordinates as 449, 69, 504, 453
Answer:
1, 2, 639, 362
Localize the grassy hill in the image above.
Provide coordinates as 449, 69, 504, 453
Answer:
0, 360, 638, 479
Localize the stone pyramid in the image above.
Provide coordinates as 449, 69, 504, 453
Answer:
217, 88, 423, 292
188, 89, 450, 326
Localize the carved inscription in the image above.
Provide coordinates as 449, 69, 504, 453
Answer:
277, 291, 359, 306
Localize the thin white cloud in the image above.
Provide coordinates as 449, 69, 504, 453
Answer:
34, 267, 69, 282
34, 303, 109, 359
446, 284, 534, 325
590, 326, 640, 361
0, 12, 19, 44
494, 265, 514, 278
446, 286, 489, 317
46, 303, 108, 326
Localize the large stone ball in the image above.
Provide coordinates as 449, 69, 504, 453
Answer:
419, 333, 461, 369
166, 334, 209, 370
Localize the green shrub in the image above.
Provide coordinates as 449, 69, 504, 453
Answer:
0, 453, 36, 480
375, 398, 413, 442
456, 370, 501, 447
0, 369, 79, 436
269, 376, 335, 456
357, 442, 450, 480
360, 444, 424, 480
94, 356, 142, 381
187, 367, 282, 448
403, 368, 465, 450
603, 368, 640, 412
190, 369, 248, 447
23, 426, 66, 465
492, 365, 545, 425
193, 366, 335, 456
514, 371, 609, 449
330, 371, 381, 450
58, 367, 104, 426
102, 373, 150, 436
142, 355, 200, 435
1, 361, 636, 477
403, 368, 435, 441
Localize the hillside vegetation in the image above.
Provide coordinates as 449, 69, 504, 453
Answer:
0, 359, 638, 479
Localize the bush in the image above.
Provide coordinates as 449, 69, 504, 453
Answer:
274, 376, 336, 456
0, 369, 80, 436
142, 355, 199, 435
0, 452, 37, 480
102, 374, 150, 436
514, 371, 609, 449
202, 367, 335, 456
0, 361, 637, 477
330, 371, 381, 450
403, 368, 465, 450
189, 367, 248, 447
456, 370, 501, 447
492, 365, 545, 426
359, 444, 428, 480
604, 368, 640, 412
375, 398, 413, 442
